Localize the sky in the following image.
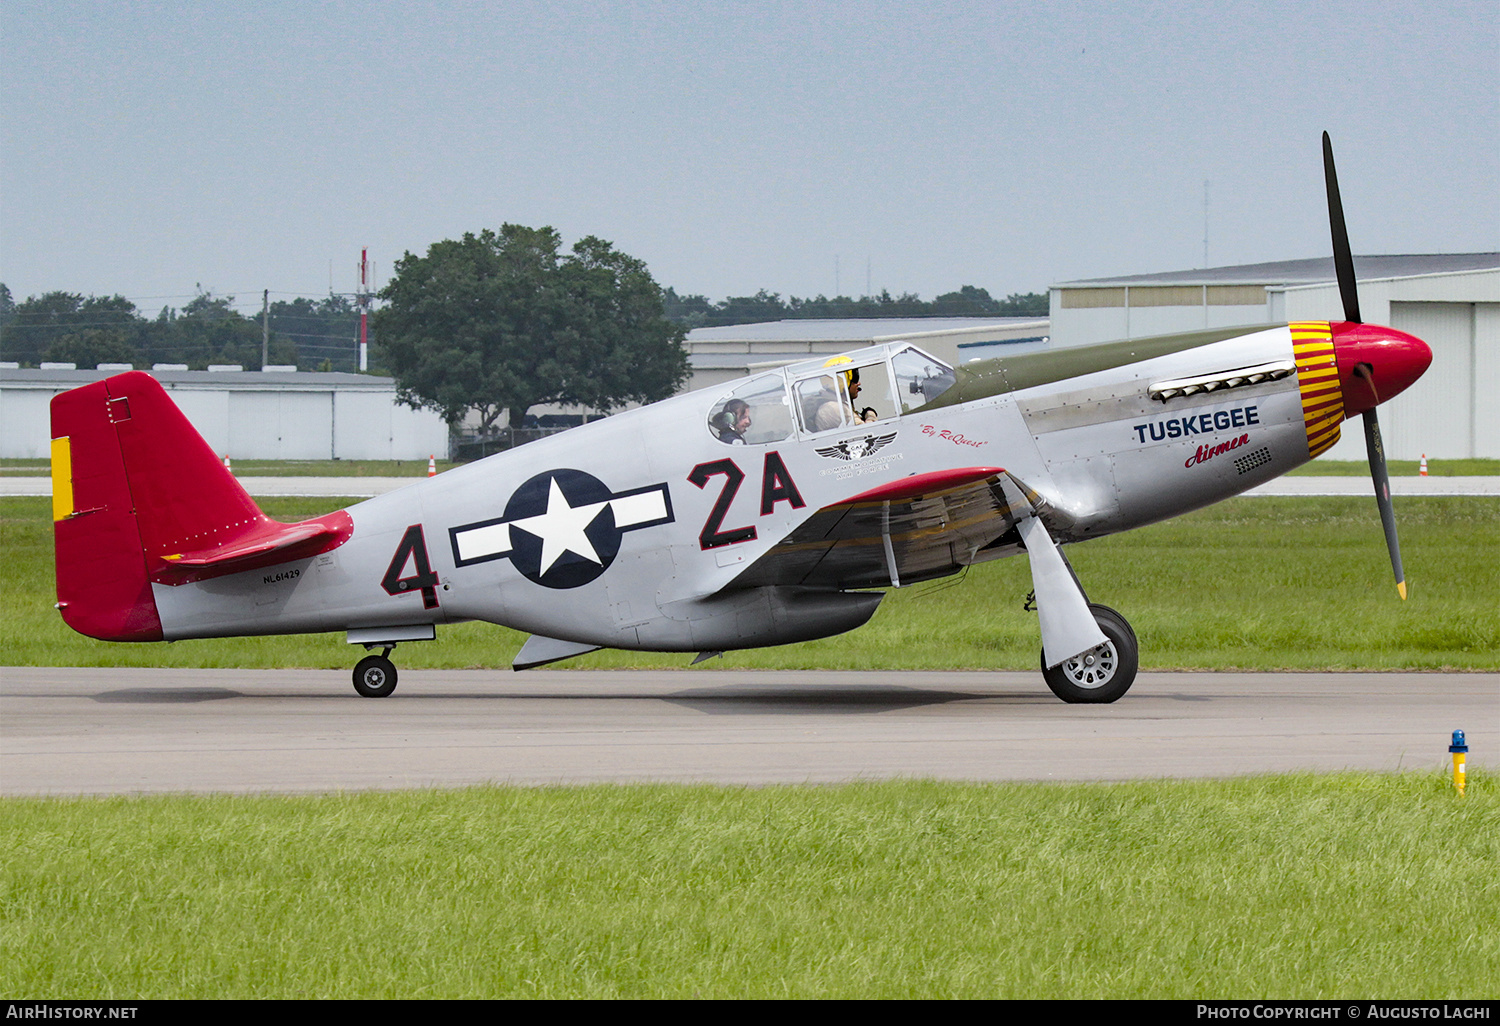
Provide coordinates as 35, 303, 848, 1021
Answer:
3, 0, 1497, 320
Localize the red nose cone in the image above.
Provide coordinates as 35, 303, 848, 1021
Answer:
1331, 321, 1432, 418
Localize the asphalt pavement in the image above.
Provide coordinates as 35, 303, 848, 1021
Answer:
3, 667, 1494, 793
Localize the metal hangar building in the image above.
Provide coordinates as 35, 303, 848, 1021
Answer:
1, 366, 450, 461
1048, 254, 1500, 460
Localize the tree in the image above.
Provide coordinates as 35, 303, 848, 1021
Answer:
142, 290, 295, 370
374, 225, 689, 432
997, 291, 1050, 316
45, 329, 141, 368
657, 284, 1051, 327
0, 286, 304, 369
715, 290, 789, 324
661, 287, 715, 329
268, 295, 359, 371
0, 291, 142, 366
933, 285, 1002, 315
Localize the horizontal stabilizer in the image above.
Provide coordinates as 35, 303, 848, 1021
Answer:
157, 515, 352, 580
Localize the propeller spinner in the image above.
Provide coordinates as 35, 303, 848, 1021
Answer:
1321, 132, 1433, 599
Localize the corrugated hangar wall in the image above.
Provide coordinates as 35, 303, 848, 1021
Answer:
168, 388, 340, 460
0, 371, 451, 460
1387, 302, 1497, 461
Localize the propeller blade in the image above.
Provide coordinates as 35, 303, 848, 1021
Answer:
1327, 134, 1407, 597
1322, 131, 1362, 324
1361, 408, 1407, 599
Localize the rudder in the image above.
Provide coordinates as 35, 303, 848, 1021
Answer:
50, 375, 167, 640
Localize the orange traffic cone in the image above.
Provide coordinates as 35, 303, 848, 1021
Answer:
223, 454, 232, 471
1419, 454, 1428, 476
427, 455, 437, 477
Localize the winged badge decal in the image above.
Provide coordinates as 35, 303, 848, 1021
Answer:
816, 432, 898, 462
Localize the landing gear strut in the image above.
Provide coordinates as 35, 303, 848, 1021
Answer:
1041, 604, 1139, 704
346, 627, 434, 698
353, 648, 398, 698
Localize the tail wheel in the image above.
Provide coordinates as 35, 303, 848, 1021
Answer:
1041, 604, 1138, 704
353, 655, 398, 698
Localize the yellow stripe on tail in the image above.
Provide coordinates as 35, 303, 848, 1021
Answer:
51, 436, 73, 522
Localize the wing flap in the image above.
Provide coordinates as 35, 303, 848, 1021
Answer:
726, 466, 1029, 591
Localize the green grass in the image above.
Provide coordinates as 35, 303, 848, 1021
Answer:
0, 460, 54, 475
1287, 457, 1499, 476
0, 458, 454, 477
4, 456, 1496, 477
1, 774, 1493, 998
6, 495, 1498, 671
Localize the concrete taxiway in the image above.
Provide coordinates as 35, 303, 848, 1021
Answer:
2, 667, 1493, 794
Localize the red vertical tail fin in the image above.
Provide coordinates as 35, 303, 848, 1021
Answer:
50, 375, 171, 640
51, 372, 351, 641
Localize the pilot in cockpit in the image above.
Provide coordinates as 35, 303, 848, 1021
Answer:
812, 358, 880, 430
711, 398, 752, 444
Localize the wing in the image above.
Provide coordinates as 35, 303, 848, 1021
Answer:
724, 466, 1032, 591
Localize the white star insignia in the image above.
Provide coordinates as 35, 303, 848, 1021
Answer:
448, 474, 673, 582
507, 478, 609, 574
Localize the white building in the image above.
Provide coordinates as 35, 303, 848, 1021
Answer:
1049, 254, 1500, 460
0, 366, 450, 461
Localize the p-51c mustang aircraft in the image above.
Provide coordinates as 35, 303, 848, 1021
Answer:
49, 136, 1431, 702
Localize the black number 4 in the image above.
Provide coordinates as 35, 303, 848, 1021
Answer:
381, 524, 440, 609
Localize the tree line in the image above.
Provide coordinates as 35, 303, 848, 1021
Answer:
663, 284, 1048, 328
0, 284, 363, 372
2, 231, 1047, 433
1, 281, 1046, 374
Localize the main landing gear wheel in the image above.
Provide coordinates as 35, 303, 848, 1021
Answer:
1041, 604, 1138, 704
353, 654, 398, 698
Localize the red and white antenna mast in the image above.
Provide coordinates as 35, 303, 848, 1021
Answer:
357, 247, 370, 372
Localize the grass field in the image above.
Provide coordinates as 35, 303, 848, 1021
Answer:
4, 494, 1497, 672
3, 775, 1494, 999
5, 456, 1499, 476
1285, 457, 1500, 477
0, 457, 455, 477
